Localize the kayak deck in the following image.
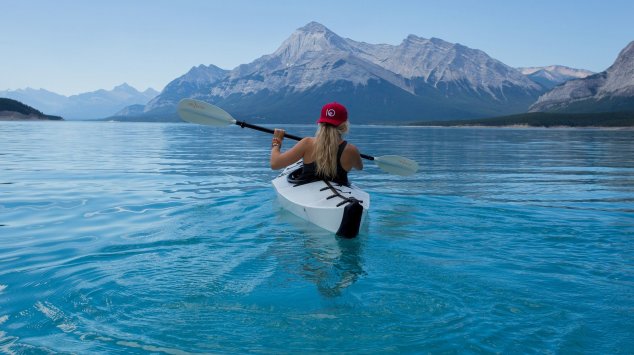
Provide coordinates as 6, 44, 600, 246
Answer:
272, 161, 370, 237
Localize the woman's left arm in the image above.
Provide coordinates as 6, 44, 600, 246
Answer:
345, 144, 363, 171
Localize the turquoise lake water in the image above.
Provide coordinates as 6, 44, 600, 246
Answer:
1, 121, 633, 353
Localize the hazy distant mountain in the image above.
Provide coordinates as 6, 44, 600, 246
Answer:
0, 88, 68, 113
530, 41, 634, 113
109, 65, 228, 121
519, 65, 594, 89
0, 84, 159, 119
118, 22, 545, 123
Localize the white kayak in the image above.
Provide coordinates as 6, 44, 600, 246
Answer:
272, 161, 370, 237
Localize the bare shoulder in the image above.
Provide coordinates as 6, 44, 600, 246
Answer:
344, 142, 360, 154
342, 142, 363, 170
302, 137, 317, 151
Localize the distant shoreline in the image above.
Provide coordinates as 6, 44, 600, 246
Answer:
407, 124, 634, 130
409, 111, 634, 128
0, 98, 64, 121
0, 113, 63, 121
3, 111, 634, 128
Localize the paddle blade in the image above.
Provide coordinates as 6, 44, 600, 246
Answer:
177, 99, 236, 127
373, 155, 419, 176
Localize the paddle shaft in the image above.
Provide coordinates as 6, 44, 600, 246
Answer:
235, 120, 374, 161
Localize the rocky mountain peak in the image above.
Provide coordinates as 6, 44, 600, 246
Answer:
600, 40, 634, 94
613, 41, 634, 65
297, 21, 332, 34
529, 41, 634, 112
179, 64, 228, 83
519, 65, 594, 78
272, 22, 352, 63
403, 34, 427, 44
519, 65, 594, 89
112, 83, 138, 94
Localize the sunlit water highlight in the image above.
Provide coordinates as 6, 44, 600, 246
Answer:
1, 122, 633, 353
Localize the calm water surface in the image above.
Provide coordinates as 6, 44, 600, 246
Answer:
1, 122, 633, 353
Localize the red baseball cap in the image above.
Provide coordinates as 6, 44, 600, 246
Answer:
316, 102, 348, 126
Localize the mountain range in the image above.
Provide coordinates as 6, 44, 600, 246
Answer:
114, 22, 555, 123
4, 22, 630, 124
0, 84, 158, 120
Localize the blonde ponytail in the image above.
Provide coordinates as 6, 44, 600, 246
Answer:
314, 122, 349, 178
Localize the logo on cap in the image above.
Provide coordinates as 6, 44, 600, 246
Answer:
317, 102, 348, 126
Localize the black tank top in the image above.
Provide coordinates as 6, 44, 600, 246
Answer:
298, 141, 349, 185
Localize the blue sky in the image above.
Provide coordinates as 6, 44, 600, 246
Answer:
1, 0, 632, 96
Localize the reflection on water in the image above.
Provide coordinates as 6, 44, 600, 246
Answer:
273, 209, 366, 297
301, 233, 365, 298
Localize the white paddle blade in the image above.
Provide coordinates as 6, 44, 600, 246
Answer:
177, 99, 236, 126
374, 155, 419, 176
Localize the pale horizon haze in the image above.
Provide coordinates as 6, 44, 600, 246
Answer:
1, 0, 633, 96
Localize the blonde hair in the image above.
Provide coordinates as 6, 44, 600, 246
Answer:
314, 121, 349, 178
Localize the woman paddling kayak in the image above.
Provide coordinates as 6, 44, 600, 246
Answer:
269, 102, 363, 185
176, 98, 415, 237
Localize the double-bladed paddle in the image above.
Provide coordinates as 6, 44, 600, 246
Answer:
177, 98, 419, 176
